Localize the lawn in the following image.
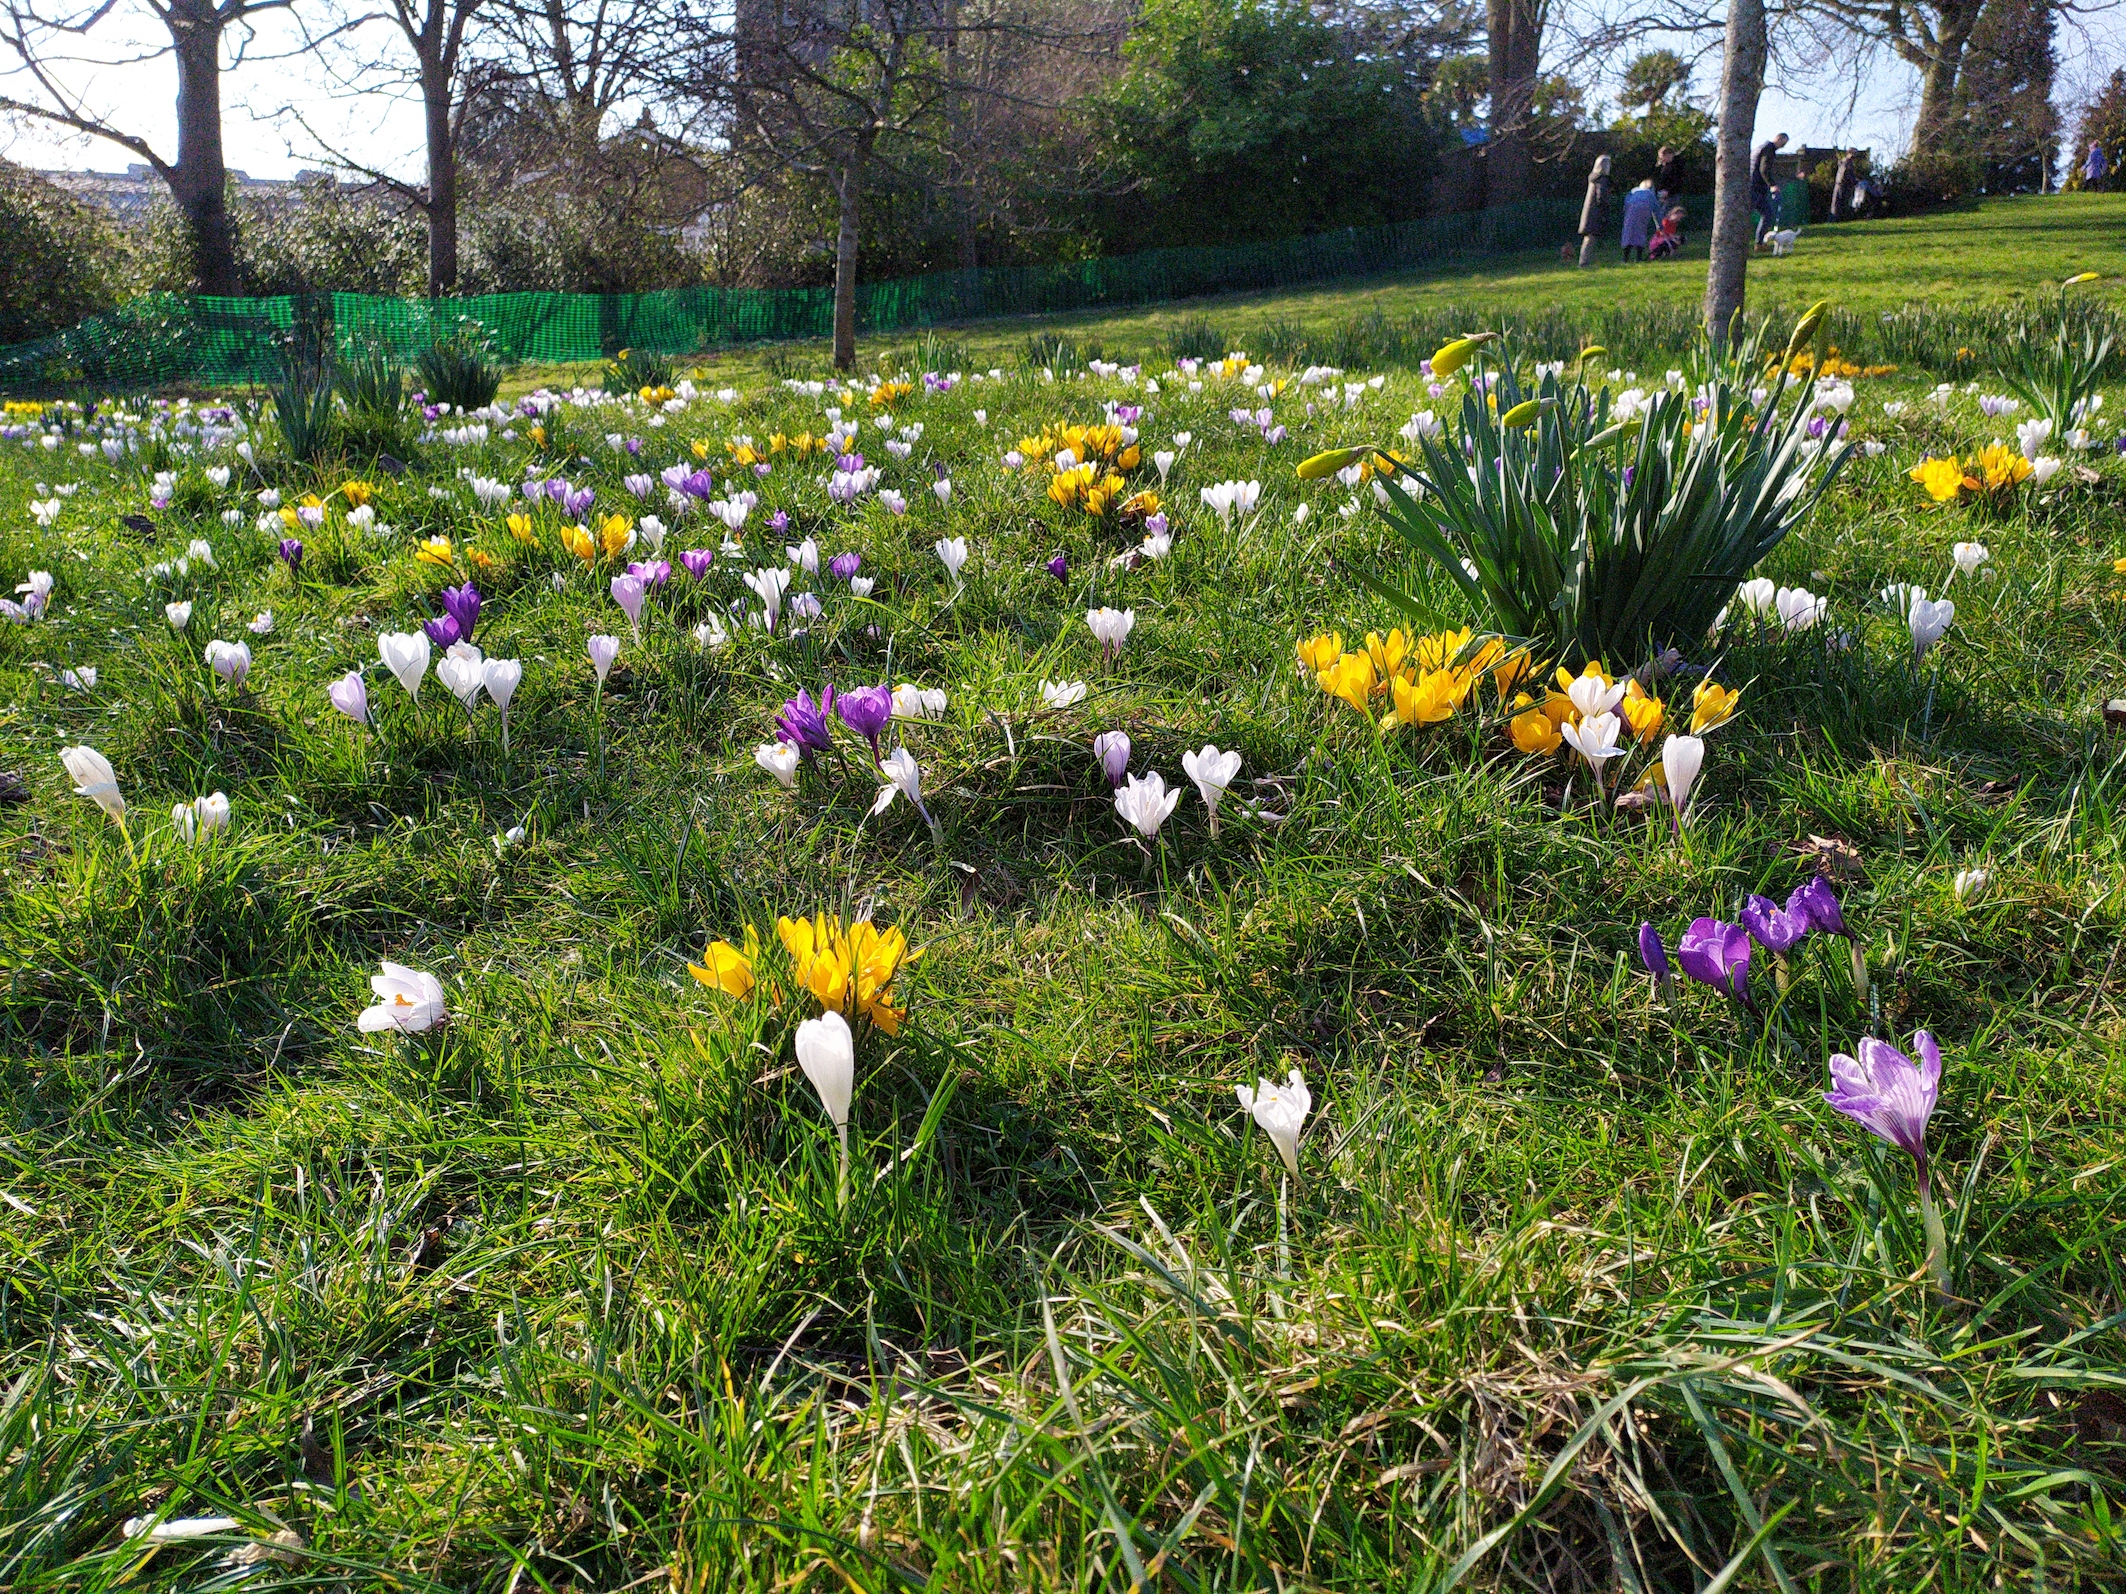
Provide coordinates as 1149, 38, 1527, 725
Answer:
3, 206, 2126, 1591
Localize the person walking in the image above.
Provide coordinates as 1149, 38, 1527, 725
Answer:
2086, 141, 2109, 190
1620, 178, 1659, 261
1578, 154, 1614, 268
1830, 150, 1857, 220
1751, 131, 1789, 245
1654, 144, 1683, 203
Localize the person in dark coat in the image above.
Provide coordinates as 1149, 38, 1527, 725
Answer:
1654, 144, 1682, 203
1830, 150, 1858, 220
1578, 154, 1614, 268
1751, 132, 1788, 245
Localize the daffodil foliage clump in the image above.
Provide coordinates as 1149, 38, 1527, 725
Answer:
1, 302, 2124, 1593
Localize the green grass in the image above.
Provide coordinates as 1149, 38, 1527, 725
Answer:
3, 214, 2126, 1590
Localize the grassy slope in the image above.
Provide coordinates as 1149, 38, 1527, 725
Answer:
2, 200, 2124, 1590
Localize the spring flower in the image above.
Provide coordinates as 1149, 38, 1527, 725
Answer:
892, 683, 946, 719
278, 537, 303, 572
744, 565, 789, 631
1677, 917, 1753, 1009
1638, 923, 1672, 993
1909, 595, 1955, 659
379, 631, 431, 698
777, 912, 918, 1034
693, 616, 730, 651
935, 536, 969, 584
1825, 1029, 1948, 1289
1316, 651, 1377, 714
835, 684, 895, 753
756, 740, 801, 788
1776, 586, 1827, 632
1115, 770, 1181, 838
483, 658, 521, 720
1236, 1069, 1311, 1177
870, 745, 940, 835
1086, 607, 1135, 656
1509, 694, 1563, 753
776, 688, 835, 753
610, 574, 647, 640
248, 611, 274, 635
795, 1008, 856, 1198
442, 581, 481, 641
587, 633, 620, 683
1742, 892, 1809, 953
1046, 552, 1069, 582
329, 670, 369, 724
680, 548, 714, 580
1690, 680, 1741, 732
829, 551, 862, 581
1951, 541, 1989, 576
205, 638, 251, 689
434, 643, 484, 712
1559, 709, 1625, 793
1620, 680, 1665, 743
1296, 632, 1343, 674
1040, 679, 1088, 709
1182, 744, 1241, 835
689, 924, 759, 998
357, 962, 447, 1033
165, 601, 192, 630
1954, 867, 1990, 901
1093, 729, 1131, 785
1566, 667, 1627, 720
1661, 734, 1705, 823
61, 745, 124, 821
171, 790, 230, 843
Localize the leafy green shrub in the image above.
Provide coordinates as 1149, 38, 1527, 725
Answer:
268, 346, 337, 466
1020, 332, 1100, 373
1162, 315, 1230, 363
1352, 317, 1853, 667
415, 326, 504, 412
1998, 276, 2115, 436
0, 162, 128, 343
604, 345, 677, 394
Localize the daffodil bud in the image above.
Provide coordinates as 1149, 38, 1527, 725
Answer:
1429, 332, 1497, 378
1500, 397, 1553, 429
1295, 446, 1371, 481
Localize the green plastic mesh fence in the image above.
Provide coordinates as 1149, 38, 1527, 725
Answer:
0, 200, 1592, 393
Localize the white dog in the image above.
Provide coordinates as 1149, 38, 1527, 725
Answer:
1767, 228, 1800, 256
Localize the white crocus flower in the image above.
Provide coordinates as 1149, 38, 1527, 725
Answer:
1566, 671, 1627, 720
1951, 541, 1989, 576
173, 790, 230, 843
1181, 744, 1241, 836
1153, 449, 1176, 483
1040, 679, 1088, 709
61, 745, 124, 821
1236, 1068, 1311, 1177
587, 634, 620, 683
1085, 606, 1135, 656
693, 616, 729, 651
755, 740, 801, 789
744, 565, 789, 632
1909, 596, 1955, 659
204, 638, 251, 688
1734, 577, 1777, 618
934, 536, 969, 584
1559, 710, 1626, 797
2015, 416, 2052, 460
247, 610, 274, 634
794, 1009, 856, 1203
165, 600, 193, 630
2029, 456, 2063, 486
378, 631, 431, 698
1775, 586, 1826, 632
1661, 734, 1705, 826
1115, 770, 1182, 838
892, 683, 946, 719
1954, 867, 1990, 902
357, 962, 447, 1033
436, 643, 485, 711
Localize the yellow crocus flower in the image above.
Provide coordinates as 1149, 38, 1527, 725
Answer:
1690, 679, 1741, 732
1509, 694, 1563, 754
468, 548, 498, 572
559, 524, 597, 564
414, 536, 455, 569
529, 424, 546, 449
598, 513, 633, 559
1296, 632, 1343, 674
1621, 679, 1665, 743
1907, 456, 1968, 502
1971, 443, 2032, 493
506, 512, 535, 545
1316, 652, 1378, 714
687, 926, 759, 998
1365, 629, 1411, 682
692, 439, 713, 460
1417, 626, 1474, 673
340, 480, 375, 508
1385, 667, 1466, 727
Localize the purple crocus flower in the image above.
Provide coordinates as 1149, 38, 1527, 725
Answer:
775, 687, 836, 754
628, 559, 671, 589
829, 552, 862, 581
680, 548, 714, 580
563, 486, 595, 517
769, 510, 789, 534
1093, 730, 1130, 786
834, 685, 894, 753
683, 469, 714, 501
278, 537, 303, 572
1826, 1030, 1942, 1169
1637, 922, 1672, 990
544, 478, 571, 505
441, 581, 481, 642
626, 437, 643, 456
1676, 917, 1753, 1008
1046, 552, 1069, 583
1742, 893, 1809, 954
1143, 512, 1168, 538
1789, 875, 1848, 937
423, 614, 461, 649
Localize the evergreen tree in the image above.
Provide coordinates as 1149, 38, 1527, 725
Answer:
2069, 67, 2126, 190
1952, 0, 2059, 192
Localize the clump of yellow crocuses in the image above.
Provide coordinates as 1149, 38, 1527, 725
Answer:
1295, 626, 1526, 731
688, 912, 921, 1035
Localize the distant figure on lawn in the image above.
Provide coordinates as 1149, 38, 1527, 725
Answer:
1752, 131, 1789, 244
1578, 154, 1614, 268
1648, 206, 1686, 259
2087, 142, 2109, 189
1620, 179, 1659, 262
1654, 144, 1683, 205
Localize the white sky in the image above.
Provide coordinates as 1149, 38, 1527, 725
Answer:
0, 5, 2116, 182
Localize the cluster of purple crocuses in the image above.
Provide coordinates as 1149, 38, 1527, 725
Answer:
1638, 875, 1858, 1011
526, 477, 595, 518
423, 581, 482, 649
776, 683, 894, 758
661, 464, 715, 502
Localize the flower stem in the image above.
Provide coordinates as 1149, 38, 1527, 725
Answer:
1918, 1169, 1950, 1295
835, 1122, 850, 1211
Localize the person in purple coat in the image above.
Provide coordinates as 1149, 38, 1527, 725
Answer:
1619, 179, 1659, 262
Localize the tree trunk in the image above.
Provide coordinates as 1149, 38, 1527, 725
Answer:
948, 0, 976, 270
831, 141, 868, 371
1704, 0, 1767, 348
167, 0, 238, 295
1484, 0, 1533, 205
423, 55, 459, 297
1912, 0, 1984, 151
